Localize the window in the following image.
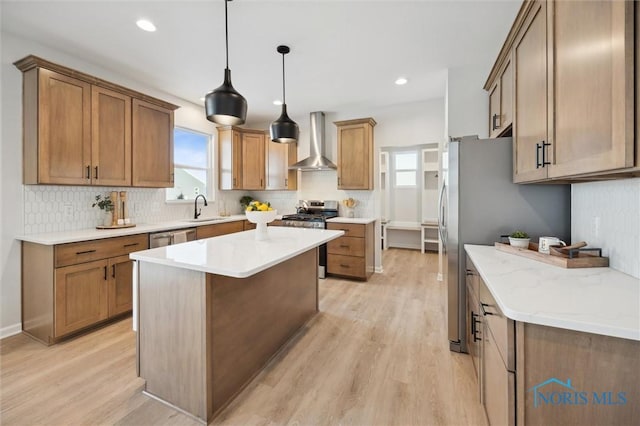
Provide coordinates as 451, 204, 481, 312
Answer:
166, 127, 212, 202
394, 152, 417, 187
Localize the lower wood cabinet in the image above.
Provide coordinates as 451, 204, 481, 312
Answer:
22, 233, 147, 345
326, 222, 374, 280
196, 221, 244, 239
466, 255, 640, 425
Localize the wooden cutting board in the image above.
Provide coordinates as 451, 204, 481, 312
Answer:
494, 242, 609, 268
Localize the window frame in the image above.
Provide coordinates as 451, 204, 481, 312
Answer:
393, 151, 418, 188
165, 126, 214, 204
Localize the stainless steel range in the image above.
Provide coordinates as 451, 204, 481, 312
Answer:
281, 200, 338, 278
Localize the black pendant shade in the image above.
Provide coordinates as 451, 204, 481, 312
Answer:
205, 69, 247, 125
205, 0, 247, 125
270, 45, 298, 143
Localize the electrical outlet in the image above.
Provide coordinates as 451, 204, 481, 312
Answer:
63, 204, 74, 218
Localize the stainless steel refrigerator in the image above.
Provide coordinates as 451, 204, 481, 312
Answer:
440, 137, 570, 353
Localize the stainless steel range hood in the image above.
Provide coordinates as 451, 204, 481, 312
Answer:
289, 111, 337, 171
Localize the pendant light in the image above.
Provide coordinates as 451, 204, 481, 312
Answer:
205, 0, 247, 125
270, 45, 299, 143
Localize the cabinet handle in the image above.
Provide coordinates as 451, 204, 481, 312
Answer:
112, 264, 116, 278
535, 143, 542, 169
233, 177, 237, 187
337, 176, 341, 186
481, 302, 495, 316
492, 113, 499, 130
260, 178, 263, 187
94, 166, 99, 179
123, 243, 139, 248
465, 269, 475, 276
542, 141, 551, 166
340, 264, 350, 268
284, 178, 288, 187
103, 266, 107, 280
339, 244, 349, 248
472, 312, 482, 342
76, 249, 96, 255
86, 165, 91, 180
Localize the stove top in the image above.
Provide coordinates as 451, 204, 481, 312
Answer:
281, 200, 338, 228
281, 212, 337, 222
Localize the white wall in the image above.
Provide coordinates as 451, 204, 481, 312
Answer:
0, 32, 229, 337
446, 64, 490, 139
572, 178, 640, 279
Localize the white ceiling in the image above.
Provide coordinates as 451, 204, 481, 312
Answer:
2, 0, 521, 124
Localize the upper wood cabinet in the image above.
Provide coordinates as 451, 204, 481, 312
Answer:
218, 126, 265, 190
488, 56, 514, 138
334, 118, 376, 190
92, 86, 131, 186
132, 99, 174, 187
15, 55, 178, 188
265, 132, 297, 190
485, 0, 639, 183
241, 129, 266, 190
513, 0, 549, 183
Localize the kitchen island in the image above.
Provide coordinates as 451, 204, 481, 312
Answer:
130, 226, 343, 423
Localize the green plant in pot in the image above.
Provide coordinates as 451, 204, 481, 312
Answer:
92, 194, 115, 226
508, 230, 530, 248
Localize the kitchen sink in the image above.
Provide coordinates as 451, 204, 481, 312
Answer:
186, 217, 225, 223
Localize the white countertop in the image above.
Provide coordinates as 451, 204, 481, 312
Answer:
130, 227, 344, 278
16, 215, 251, 245
465, 244, 640, 341
326, 217, 377, 225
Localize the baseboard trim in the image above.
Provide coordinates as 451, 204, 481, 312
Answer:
375, 266, 384, 274
1, 323, 22, 340
386, 243, 420, 250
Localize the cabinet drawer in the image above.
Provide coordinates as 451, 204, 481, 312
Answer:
327, 254, 365, 278
327, 222, 365, 238
55, 233, 148, 268
327, 236, 365, 257
196, 221, 244, 239
479, 278, 515, 371
483, 324, 516, 426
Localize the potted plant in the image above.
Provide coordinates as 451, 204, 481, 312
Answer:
92, 194, 115, 226
508, 230, 530, 248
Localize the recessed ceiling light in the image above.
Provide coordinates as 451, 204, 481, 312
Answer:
273, 100, 283, 106
395, 77, 408, 85
136, 19, 156, 32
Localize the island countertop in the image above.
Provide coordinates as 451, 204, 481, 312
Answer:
465, 244, 640, 341
130, 227, 344, 278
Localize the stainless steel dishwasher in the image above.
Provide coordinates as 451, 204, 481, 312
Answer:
149, 228, 196, 247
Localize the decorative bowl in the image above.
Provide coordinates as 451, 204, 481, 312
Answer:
245, 210, 277, 240
508, 237, 530, 248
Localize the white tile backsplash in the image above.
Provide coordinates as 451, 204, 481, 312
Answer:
571, 178, 640, 278
22, 186, 194, 234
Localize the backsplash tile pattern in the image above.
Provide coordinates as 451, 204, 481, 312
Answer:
572, 178, 640, 279
23, 186, 193, 234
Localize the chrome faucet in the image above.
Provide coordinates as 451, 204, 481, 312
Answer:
194, 194, 208, 219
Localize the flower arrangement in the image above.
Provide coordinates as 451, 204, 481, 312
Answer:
245, 200, 274, 212
92, 194, 114, 212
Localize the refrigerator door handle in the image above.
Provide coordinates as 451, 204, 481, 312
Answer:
438, 182, 447, 251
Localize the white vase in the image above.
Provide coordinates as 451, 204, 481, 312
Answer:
245, 210, 277, 240
103, 211, 113, 226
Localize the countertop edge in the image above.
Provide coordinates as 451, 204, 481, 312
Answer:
326, 217, 377, 224
465, 244, 640, 341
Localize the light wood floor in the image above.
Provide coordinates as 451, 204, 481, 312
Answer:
0, 249, 487, 426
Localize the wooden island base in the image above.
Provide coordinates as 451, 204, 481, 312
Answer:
137, 248, 319, 423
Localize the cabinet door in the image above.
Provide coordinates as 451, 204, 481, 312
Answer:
132, 99, 174, 187
92, 86, 131, 186
265, 138, 288, 190
108, 255, 133, 317
336, 121, 374, 190
37, 69, 91, 185
513, 1, 549, 183
241, 132, 265, 190
54, 259, 109, 337
549, 0, 634, 178
218, 127, 242, 190
483, 326, 515, 426
196, 221, 244, 239
488, 81, 501, 138
500, 58, 513, 132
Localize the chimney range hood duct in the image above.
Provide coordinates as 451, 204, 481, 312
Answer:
289, 111, 337, 171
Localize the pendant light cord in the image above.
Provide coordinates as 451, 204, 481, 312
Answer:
281, 52, 286, 104
225, 0, 229, 69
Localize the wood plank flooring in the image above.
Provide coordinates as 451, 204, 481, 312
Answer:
0, 249, 487, 426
